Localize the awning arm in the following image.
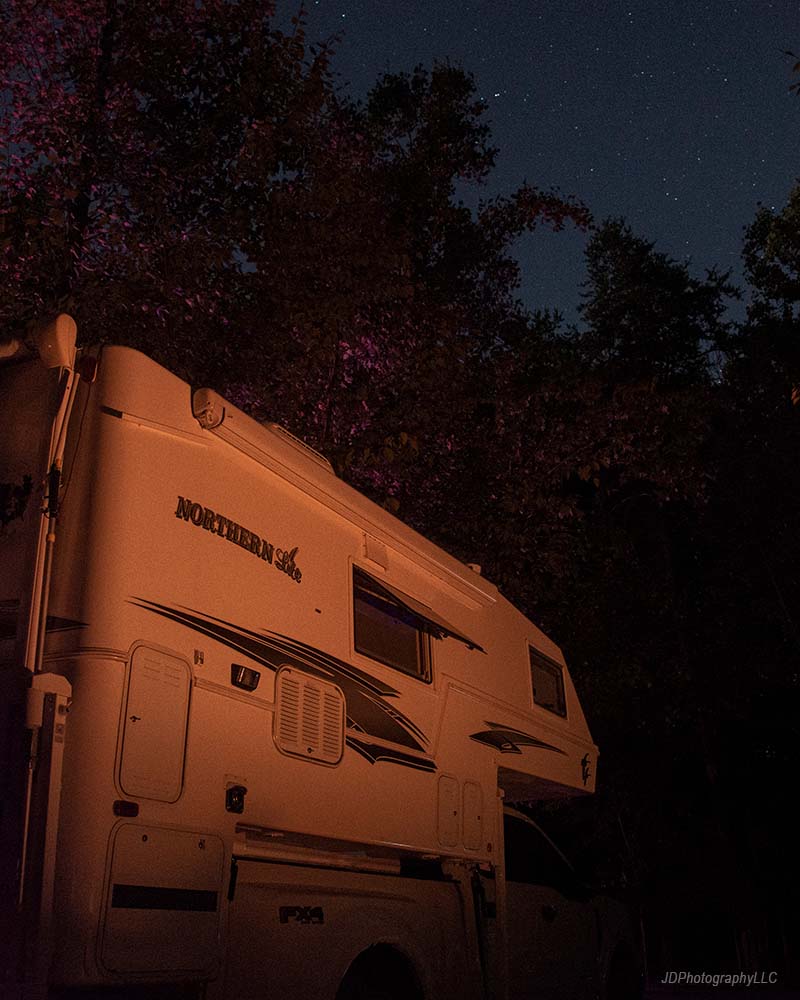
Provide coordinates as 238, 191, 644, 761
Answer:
355, 568, 486, 653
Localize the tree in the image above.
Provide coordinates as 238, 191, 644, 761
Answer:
1, 8, 590, 499
0, 0, 335, 371
579, 219, 735, 387
727, 187, 800, 412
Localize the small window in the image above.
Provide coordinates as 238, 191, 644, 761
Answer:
353, 567, 431, 681
530, 648, 566, 717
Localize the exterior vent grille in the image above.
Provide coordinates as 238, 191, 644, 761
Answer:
274, 668, 345, 766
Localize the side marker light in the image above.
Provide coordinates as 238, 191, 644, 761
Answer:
231, 664, 260, 691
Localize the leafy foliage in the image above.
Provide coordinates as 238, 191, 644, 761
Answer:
0, 0, 335, 365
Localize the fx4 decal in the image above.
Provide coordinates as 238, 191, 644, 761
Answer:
279, 905, 324, 925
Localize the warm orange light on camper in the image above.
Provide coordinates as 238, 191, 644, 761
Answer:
113, 800, 139, 817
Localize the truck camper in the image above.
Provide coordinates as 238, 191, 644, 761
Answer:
0, 318, 642, 999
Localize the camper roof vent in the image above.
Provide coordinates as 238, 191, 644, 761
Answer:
265, 423, 334, 476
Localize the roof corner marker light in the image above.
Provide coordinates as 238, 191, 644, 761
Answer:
192, 387, 225, 430
34, 313, 77, 369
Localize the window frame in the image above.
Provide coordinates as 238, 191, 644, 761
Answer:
352, 566, 433, 683
529, 646, 567, 718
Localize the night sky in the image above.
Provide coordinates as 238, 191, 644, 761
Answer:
285, 0, 800, 323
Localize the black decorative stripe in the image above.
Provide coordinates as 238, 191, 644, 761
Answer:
45, 614, 88, 633
130, 597, 432, 757
111, 883, 218, 912
469, 721, 565, 756
0, 600, 86, 639
346, 736, 437, 772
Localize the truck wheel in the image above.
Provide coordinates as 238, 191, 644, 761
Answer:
605, 946, 644, 1000
336, 944, 422, 1000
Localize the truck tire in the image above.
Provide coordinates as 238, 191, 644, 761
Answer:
604, 945, 644, 1000
335, 944, 423, 1000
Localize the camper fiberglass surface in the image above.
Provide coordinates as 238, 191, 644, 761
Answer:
0, 330, 643, 1000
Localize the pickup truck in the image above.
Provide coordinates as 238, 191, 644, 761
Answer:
503, 806, 645, 1000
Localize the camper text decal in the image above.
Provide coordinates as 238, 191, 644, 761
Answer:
175, 496, 302, 583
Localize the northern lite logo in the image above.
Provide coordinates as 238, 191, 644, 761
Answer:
175, 496, 302, 583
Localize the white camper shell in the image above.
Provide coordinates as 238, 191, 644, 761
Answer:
0, 330, 609, 1000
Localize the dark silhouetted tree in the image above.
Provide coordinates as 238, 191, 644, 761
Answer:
579, 218, 734, 386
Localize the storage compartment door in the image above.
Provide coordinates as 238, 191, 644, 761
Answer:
120, 645, 190, 802
101, 824, 224, 974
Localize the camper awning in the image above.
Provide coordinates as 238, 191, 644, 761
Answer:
355, 568, 485, 653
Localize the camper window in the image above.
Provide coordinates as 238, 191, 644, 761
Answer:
353, 568, 432, 682
529, 648, 567, 718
